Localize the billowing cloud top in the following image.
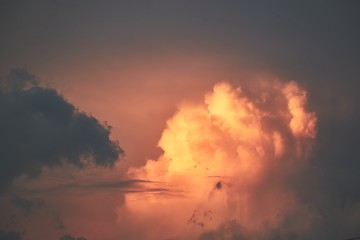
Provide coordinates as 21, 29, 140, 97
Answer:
123, 79, 317, 240
0, 69, 122, 193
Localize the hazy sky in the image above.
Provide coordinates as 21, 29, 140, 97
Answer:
1, 1, 360, 240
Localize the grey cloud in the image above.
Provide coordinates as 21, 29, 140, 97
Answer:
11, 195, 45, 215
0, 231, 89, 240
10, 195, 65, 230
199, 220, 302, 240
296, 113, 360, 239
59, 234, 87, 240
0, 229, 21, 240
0, 195, 65, 236
0, 69, 38, 92
0, 69, 123, 193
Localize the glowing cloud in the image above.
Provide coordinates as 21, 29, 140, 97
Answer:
120, 79, 317, 240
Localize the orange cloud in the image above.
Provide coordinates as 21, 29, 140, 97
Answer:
119, 79, 317, 240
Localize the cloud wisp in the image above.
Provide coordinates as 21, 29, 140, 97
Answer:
20, 179, 182, 198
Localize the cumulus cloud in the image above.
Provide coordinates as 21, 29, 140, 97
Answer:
0, 69, 123, 193
119, 79, 317, 240
118, 78, 360, 240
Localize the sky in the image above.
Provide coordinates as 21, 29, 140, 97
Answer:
0, 1, 360, 240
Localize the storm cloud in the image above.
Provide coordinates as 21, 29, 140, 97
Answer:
0, 69, 122, 193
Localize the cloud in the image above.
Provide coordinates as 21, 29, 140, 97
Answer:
198, 219, 304, 240
9, 194, 65, 231
194, 83, 360, 239
59, 234, 87, 240
0, 69, 123, 193
22, 179, 178, 196
0, 229, 21, 240
199, 221, 246, 240
120, 79, 318, 239
0, 194, 66, 240
294, 112, 360, 239
11, 195, 46, 215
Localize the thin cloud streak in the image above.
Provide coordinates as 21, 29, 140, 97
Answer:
20, 179, 184, 196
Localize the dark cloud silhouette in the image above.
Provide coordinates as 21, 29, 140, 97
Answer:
0, 69, 123, 193
0, 229, 21, 240
59, 234, 87, 240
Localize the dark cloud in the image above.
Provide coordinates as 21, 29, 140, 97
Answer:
11, 195, 46, 215
199, 220, 305, 240
0, 230, 89, 240
0, 69, 123, 193
59, 234, 87, 240
0, 194, 66, 238
297, 113, 360, 239
10, 195, 65, 230
0, 69, 38, 92
0, 229, 21, 240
